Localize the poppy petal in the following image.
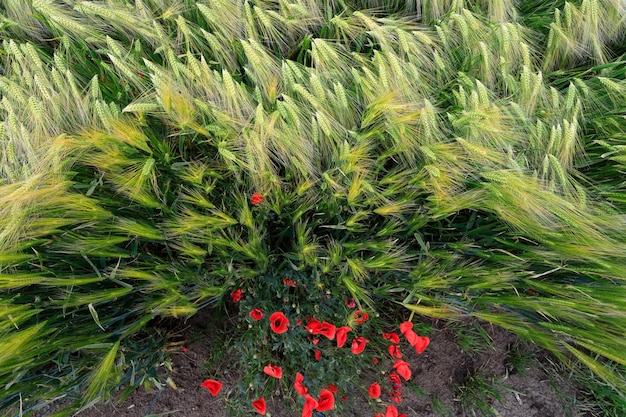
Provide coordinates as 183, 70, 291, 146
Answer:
302, 394, 318, 417
336, 326, 351, 348
382, 332, 400, 344
251, 192, 264, 205
385, 404, 399, 417
393, 360, 411, 381
263, 364, 283, 378
388, 344, 402, 358
403, 329, 419, 346
413, 335, 430, 354
399, 321, 413, 334
351, 337, 369, 354
200, 379, 222, 396
316, 388, 335, 412
252, 397, 266, 415
249, 308, 264, 321
368, 382, 381, 399
269, 312, 289, 334
294, 372, 308, 396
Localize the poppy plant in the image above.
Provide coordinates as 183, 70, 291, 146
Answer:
269, 311, 289, 334
302, 394, 318, 417
316, 388, 335, 412
294, 372, 308, 396
230, 288, 243, 303
263, 363, 283, 378
249, 308, 263, 321
252, 397, 266, 415
335, 326, 351, 348
351, 336, 369, 354
251, 192, 264, 205
200, 379, 222, 396
368, 382, 381, 399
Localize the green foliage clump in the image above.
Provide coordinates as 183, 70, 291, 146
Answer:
1, 0, 626, 414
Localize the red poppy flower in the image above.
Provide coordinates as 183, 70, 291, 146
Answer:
263, 364, 283, 379
316, 388, 335, 412
402, 328, 419, 346
400, 321, 429, 353
372, 357, 379, 365
413, 335, 430, 354
326, 383, 339, 394
382, 332, 400, 344
388, 344, 402, 358
251, 192, 264, 205
315, 321, 336, 340
388, 372, 402, 389
390, 390, 403, 404
351, 336, 369, 354
249, 308, 264, 321
181, 346, 189, 353
399, 321, 413, 334
269, 312, 289, 334
345, 298, 356, 308
302, 394, 318, 417
335, 326, 351, 348
315, 350, 321, 361
368, 382, 381, 399
393, 360, 411, 381
294, 372, 308, 396
283, 278, 296, 287
386, 404, 401, 417
252, 397, 266, 415
341, 395, 348, 401
200, 379, 222, 396
311, 338, 320, 345
230, 288, 243, 302
352, 310, 369, 324
305, 318, 322, 334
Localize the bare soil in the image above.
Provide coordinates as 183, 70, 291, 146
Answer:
79, 309, 582, 417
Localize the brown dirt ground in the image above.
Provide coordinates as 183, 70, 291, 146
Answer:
75, 309, 582, 417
